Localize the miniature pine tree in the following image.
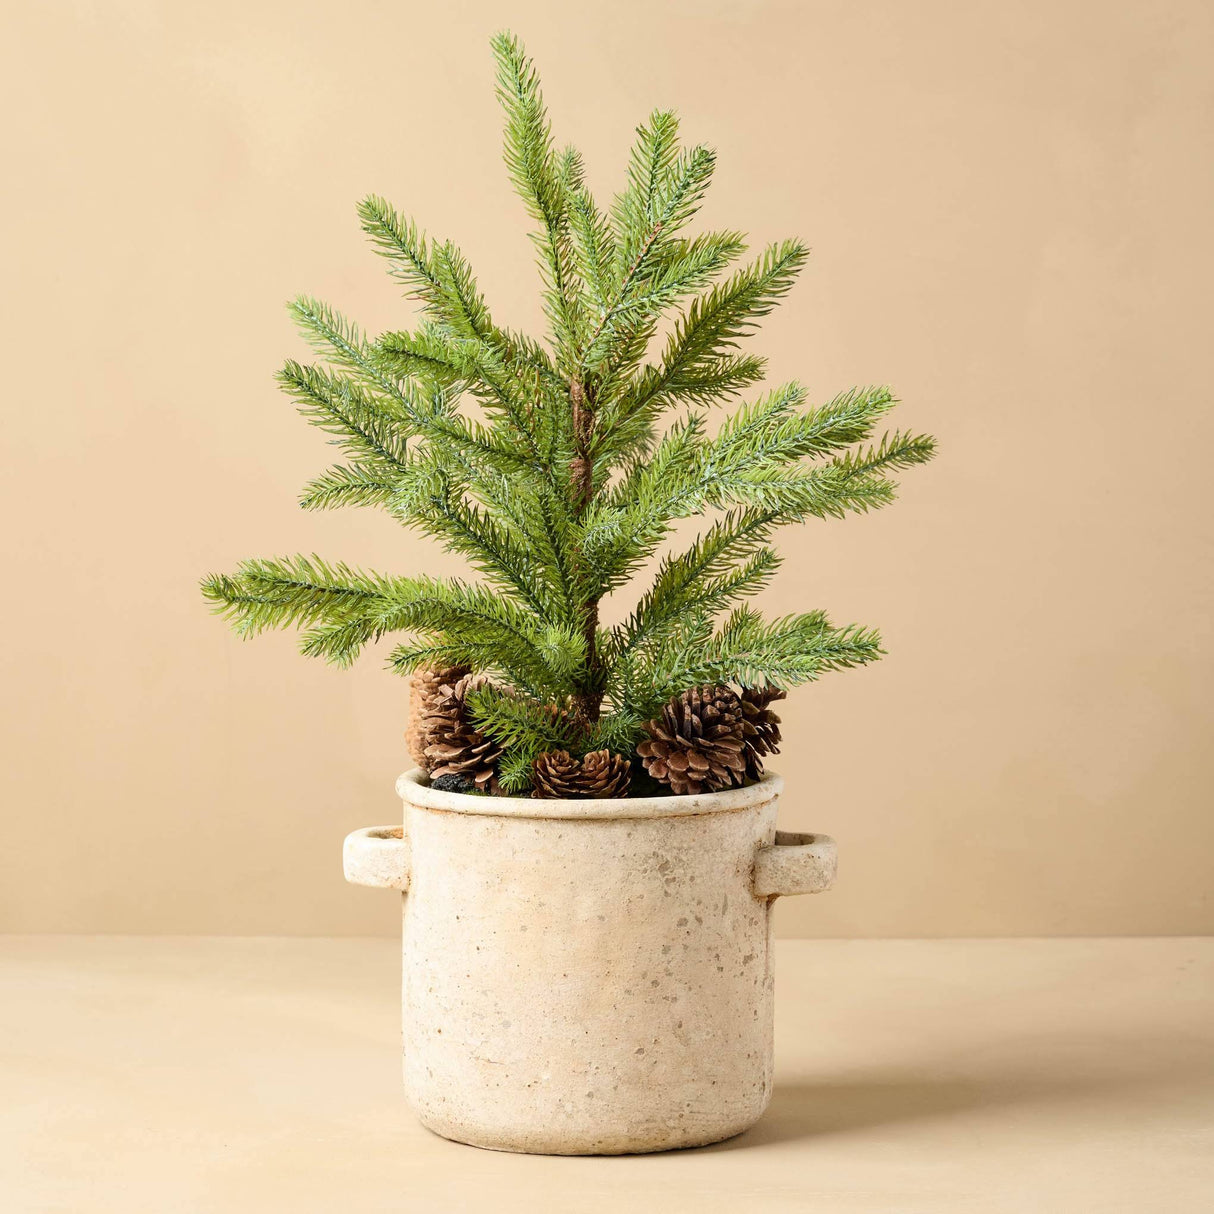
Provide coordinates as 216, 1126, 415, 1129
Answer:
201, 32, 936, 795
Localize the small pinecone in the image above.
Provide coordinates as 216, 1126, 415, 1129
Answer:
740, 686, 786, 779
532, 749, 632, 799
532, 750, 581, 798
637, 685, 747, 795
422, 673, 501, 794
405, 665, 469, 771
581, 749, 631, 798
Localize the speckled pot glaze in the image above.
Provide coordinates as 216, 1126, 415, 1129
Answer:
344, 769, 835, 1155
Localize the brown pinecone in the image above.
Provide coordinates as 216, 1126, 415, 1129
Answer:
532, 749, 631, 799
636, 685, 747, 795
579, 749, 631, 798
532, 750, 581, 797
422, 673, 501, 794
405, 665, 469, 771
740, 685, 786, 779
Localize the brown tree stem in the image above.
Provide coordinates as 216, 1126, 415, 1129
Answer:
569, 376, 602, 729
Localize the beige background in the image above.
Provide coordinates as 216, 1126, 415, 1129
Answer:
1, 0, 1210, 938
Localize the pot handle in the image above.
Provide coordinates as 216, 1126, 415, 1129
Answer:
753, 831, 836, 898
343, 826, 410, 891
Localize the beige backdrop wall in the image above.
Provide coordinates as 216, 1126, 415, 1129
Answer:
2, 0, 1211, 937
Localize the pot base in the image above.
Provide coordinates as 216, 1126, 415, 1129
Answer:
415, 1107, 765, 1156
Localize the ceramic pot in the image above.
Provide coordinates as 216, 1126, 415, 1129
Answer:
344, 769, 835, 1154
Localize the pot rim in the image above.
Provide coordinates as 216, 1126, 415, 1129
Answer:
396, 767, 783, 820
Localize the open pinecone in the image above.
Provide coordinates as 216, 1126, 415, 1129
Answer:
581, 749, 631, 797
637, 685, 747, 795
420, 672, 501, 794
740, 685, 786, 779
533, 748, 631, 798
405, 665, 470, 771
531, 749, 579, 797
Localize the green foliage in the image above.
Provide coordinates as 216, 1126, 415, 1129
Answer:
202, 32, 936, 792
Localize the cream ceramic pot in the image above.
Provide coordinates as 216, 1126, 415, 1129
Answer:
344, 769, 835, 1154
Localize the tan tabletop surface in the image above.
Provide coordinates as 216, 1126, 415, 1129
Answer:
3, 936, 1212, 1212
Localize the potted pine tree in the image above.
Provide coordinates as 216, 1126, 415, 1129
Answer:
203, 32, 934, 1154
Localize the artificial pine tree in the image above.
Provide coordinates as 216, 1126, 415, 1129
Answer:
201, 32, 935, 797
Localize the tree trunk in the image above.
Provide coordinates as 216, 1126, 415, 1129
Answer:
570, 377, 603, 730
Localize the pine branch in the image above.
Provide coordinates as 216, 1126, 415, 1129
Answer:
612, 522, 782, 667
611, 110, 682, 267
299, 464, 399, 511
606, 239, 808, 453
288, 295, 421, 415
429, 240, 496, 343
402, 392, 537, 477
651, 607, 884, 700
491, 31, 584, 364
357, 196, 565, 395
496, 750, 540, 794
200, 555, 397, 640
615, 551, 781, 708
277, 361, 410, 471
372, 324, 468, 385
387, 461, 558, 617
368, 335, 558, 485
661, 238, 809, 378
205, 552, 586, 688
584, 708, 646, 756
465, 683, 579, 753
710, 385, 898, 465
387, 639, 505, 675
567, 179, 617, 313
581, 383, 916, 594
356, 199, 495, 345
577, 413, 706, 591
832, 430, 939, 480
583, 145, 718, 369
615, 230, 746, 321
389, 579, 587, 697
356, 195, 442, 302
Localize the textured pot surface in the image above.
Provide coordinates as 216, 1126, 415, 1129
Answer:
344, 770, 835, 1155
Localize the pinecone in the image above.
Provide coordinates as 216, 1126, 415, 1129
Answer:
740, 685, 786, 779
532, 750, 581, 797
532, 749, 631, 798
636, 685, 747, 795
581, 749, 631, 798
421, 673, 501, 794
405, 665, 469, 771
